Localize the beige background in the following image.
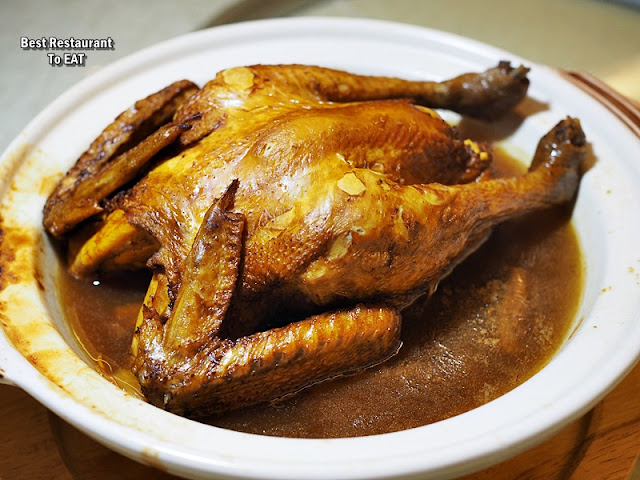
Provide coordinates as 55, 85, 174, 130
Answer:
1, 0, 639, 154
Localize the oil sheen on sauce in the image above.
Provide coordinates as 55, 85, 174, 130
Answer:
59, 147, 583, 439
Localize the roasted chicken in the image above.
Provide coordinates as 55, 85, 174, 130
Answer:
43, 63, 586, 417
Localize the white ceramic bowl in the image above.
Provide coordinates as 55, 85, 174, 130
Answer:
1, 18, 640, 480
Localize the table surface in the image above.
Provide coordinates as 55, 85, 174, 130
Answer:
2, 360, 640, 479
2, 1, 640, 478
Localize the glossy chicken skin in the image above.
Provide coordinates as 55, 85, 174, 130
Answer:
124, 100, 492, 324
43, 63, 586, 416
132, 115, 585, 416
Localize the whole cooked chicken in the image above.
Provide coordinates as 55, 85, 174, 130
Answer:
43, 63, 586, 417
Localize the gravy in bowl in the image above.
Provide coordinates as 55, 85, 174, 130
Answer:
59, 147, 583, 438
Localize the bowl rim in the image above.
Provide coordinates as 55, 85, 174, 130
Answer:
1, 16, 640, 480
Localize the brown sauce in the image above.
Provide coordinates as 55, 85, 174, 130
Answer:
58, 147, 583, 438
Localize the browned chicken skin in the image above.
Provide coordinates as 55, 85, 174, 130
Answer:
43, 63, 586, 417
43, 80, 200, 237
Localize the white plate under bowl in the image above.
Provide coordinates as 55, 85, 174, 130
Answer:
1, 17, 640, 480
